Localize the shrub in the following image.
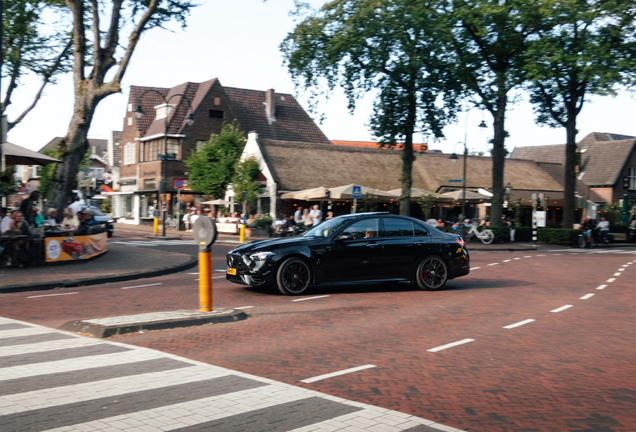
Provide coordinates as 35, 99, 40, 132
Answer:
537, 228, 580, 246
254, 214, 273, 230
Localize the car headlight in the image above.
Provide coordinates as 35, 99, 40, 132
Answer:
107, 219, 114, 223
250, 251, 275, 261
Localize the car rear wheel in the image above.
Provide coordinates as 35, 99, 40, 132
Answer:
276, 257, 311, 295
416, 256, 448, 290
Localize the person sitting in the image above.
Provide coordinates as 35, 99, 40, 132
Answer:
74, 209, 100, 236
62, 207, 79, 230
246, 214, 256, 228
6, 211, 31, 266
595, 216, 610, 243
0, 207, 11, 234
365, 229, 376, 238
45, 208, 58, 227
272, 213, 286, 235
33, 207, 45, 228
581, 217, 593, 245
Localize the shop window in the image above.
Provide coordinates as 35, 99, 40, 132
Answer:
628, 167, 636, 190
143, 179, 156, 190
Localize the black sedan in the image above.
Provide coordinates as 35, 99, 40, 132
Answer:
226, 212, 469, 295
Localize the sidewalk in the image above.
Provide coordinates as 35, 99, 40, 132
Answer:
0, 243, 196, 293
115, 222, 266, 244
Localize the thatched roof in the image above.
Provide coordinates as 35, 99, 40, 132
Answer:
259, 139, 563, 193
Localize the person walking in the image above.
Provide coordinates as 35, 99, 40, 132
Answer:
19, 190, 40, 226
294, 206, 303, 224
69, 196, 82, 215
302, 208, 313, 229
310, 204, 322, 226
508, 216, 516, 242
183, 211, 192, 231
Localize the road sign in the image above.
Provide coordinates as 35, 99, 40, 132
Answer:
174, 179, 184, 189
352, 185, 362, 199
448, 179, 463, 183
533, 211, 547, 227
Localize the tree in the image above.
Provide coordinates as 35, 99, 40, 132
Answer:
418, 194, 436, 220
0, 165, 17, 197
38, 147, 89, 198
45, 0, 195, 218
186, 122, 246, 199
232, 156, 263, 216
2, 0, 72, 131
436, 0, 557, 227
525, 0, 636, 228
281, 0, 462, 216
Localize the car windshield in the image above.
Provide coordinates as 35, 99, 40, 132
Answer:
84, 206, 104, 216
302, 217, 350, 238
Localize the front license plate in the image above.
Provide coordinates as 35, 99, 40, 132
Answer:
227, 268, 237, 275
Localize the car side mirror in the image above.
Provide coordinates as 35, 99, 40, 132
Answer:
336, 232, 353, 241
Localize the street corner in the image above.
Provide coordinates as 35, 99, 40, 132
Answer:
57, 308, 248, 338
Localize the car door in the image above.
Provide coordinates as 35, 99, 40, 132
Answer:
378, 217, 432, 278
321, 218, 382, 282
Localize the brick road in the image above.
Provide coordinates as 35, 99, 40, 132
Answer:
1, 238, 635, 431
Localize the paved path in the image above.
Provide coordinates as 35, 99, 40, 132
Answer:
0, 316, 461, 432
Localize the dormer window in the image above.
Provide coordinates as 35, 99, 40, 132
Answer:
155, 103, 174, 120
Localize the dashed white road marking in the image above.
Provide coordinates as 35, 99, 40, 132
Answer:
212, 276, 225, 279
121, 283, 162, 290
537, 254, 546, 256
621, 265, 628, 267
470, 267, 480, 270
580, 294, 595, 300
428, 339, 475, 352
27, 292, 79, 299
524, 256, 532, 258
597, 285, 607, 290
503, 260, 511, 262
300, 365, 376, 383
187, 272, 199, 274
292, 295, 330, 302
607, 278, 616, 283
234, 306, 254, 310
613, 272, 621, 276
514, 257, 521, 260
551, 305, 573, 313
554, 254, 562, 255
488, 263, 499, 266
503, 319, 535, 329
618, 268, 625, 272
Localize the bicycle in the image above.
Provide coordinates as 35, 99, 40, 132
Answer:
165, 215, 179, 231
464, 223, 495, 245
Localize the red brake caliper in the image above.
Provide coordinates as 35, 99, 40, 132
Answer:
422, 268, 429, 281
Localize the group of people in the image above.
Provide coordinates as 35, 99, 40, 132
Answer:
581, 216, 610, 245
182, 209, 246, 231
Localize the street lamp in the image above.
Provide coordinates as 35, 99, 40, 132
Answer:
135, 91, 195, 237
449, 114, 488, 239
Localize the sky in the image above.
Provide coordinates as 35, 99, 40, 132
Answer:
4, 0, 636, 155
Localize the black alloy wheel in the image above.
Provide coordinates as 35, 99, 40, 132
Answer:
416, 255, 448, 290
276, 257, 311, 295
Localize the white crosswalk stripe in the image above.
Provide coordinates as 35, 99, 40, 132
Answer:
0, 317, 463, 432
110, 240, 198, 247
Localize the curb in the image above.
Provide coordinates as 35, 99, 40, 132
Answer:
0, 255, 198, 294
58, 309, 248, 338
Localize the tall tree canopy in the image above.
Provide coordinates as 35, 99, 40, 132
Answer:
186, 122, 246, 199
232, 156, 263, 215
2, 0, 72, 131
281, 0, 462, 215
438, 0, 557, 227
525, 0, 636, 228
46, 0, 195, 217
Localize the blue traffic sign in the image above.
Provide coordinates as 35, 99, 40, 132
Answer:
448, 179, 464, 183
352, 185, 362, 199
174, 179, 184, 189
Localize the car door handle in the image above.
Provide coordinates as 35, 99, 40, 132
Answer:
366, 243, 379, 248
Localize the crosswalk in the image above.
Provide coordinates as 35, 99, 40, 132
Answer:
549, 248, 636, 254
0, 317, 461, 432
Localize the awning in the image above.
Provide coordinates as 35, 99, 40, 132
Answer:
281, 184, 398, 201
1, 142, 60, 166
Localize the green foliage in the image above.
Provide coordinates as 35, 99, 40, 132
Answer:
599, 202, 622, 226
232, 156, 263, 215
0, 165, 17, 196
253, 214, 273, 230
37, 149, 60, 198
418, 194, 436, 220
538, 228, 580, 246
185, 122, 246, 199
100, 197, 112, 213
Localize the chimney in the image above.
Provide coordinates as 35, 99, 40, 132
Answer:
265, 88, 276, 125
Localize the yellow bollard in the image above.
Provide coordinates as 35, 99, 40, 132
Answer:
239, 224, 245, 243
199, 250, 212, 312
153, 217, 159, 235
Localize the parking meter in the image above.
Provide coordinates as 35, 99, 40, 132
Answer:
193, 217, 218, 311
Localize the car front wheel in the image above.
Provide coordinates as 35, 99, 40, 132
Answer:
276, 257, 311, 295
416, 256, 448, 290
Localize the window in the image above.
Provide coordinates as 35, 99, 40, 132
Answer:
342, 218, 380, 239
413, 222, 429, 236
155, 104, 174, 120
139, 142, 145, 162
383, 218, 414, 237
628, 167, 636, 190
143, 179, 156, 190
209, 109, 224, 119
124, 142, 136, 165
127, 117, 132, 126
90, 167, 104, 180
214, 97, 221, 106
167, 139, 179, 160
196, 140, 207, 152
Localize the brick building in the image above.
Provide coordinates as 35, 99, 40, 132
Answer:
112, 78, 330, 225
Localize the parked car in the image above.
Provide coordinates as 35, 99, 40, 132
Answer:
81, 205, 114, 238
226, 212, 470, 295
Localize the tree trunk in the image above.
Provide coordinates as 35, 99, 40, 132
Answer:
47, 92, 100, 219
399, 91, 417, 216
489, 95, 507, 228
562, 117, 577, 228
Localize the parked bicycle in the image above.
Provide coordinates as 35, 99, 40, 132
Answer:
464, 222, 495, 245
165, 215, 179, 231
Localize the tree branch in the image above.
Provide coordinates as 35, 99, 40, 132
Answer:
91, 0, 102, 70
65, 0, 86, 83
3, 35, 25, 112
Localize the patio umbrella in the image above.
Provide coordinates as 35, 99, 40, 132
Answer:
201, 199, 232, 205
1, 142, 60, 166
280, 187, 328, 200
440, 190, 492, 203
281, 184, 397, 201
386, 187, 449, 201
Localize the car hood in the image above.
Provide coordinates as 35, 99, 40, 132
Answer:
230, 236, 319, 254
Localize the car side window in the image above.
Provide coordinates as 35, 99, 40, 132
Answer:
413, 222, 429, 236
342, 218, 380, 239
383, 218, 414, 237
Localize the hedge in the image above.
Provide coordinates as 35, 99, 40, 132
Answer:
537, 228, 580, 246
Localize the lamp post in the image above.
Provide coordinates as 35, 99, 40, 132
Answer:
135, 91, 194, 237
449, 113, 487, 239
